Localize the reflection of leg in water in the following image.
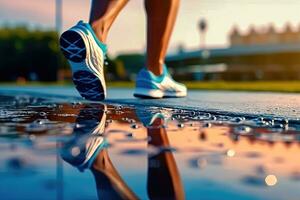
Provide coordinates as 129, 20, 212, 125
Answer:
92, 150, 138, 200
147, 118, 185, 200
61, 104, 138, 200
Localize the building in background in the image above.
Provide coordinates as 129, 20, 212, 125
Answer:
166, 22, 300, 81
230, 23, 300, 46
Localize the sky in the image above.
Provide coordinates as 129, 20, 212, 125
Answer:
1, 0, 300, 56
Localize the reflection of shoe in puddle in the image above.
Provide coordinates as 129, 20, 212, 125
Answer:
135, 108, 172, 127
61, 104, 107, 171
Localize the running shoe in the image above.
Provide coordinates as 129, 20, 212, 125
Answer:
61, 104, 107, 171
134, 65, 187, 98
60, 21, 107, 101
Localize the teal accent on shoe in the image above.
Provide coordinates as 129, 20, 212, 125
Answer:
141, 65, 169, 83
78, 21, 107, 54
148, 70, 165, 83
137, 64, 173, 84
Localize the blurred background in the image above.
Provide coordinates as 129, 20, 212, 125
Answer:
1, 0, 300, 88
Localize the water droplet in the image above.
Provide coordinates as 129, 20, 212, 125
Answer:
34, 119, 49, 125
71, 146, 81, 157
129, 119, 136, 123
29, 134, 36, 141
39, 112, 47, 117
226, 149, 236, 157
235, 126, 252, 135
75, 123, 84, 128
177, 123, 184, 128
189, 111, 196, 117
232, 117, 244, 123
210, 116, 217, 121
203, 113, 211, 118
265, 175, 277, 186
203, 122, 211, 128
131, 124, 139, 129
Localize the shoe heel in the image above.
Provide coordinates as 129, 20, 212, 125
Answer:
60, 30, 86, 63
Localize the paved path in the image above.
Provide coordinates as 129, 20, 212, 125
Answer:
1, 86, 300, 119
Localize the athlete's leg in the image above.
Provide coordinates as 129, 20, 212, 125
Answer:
145, 0, 180, 76
89, 0, 129, 43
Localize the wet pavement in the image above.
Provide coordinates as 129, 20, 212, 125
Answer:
1, 86, 300, 118
1, 89, 300, 200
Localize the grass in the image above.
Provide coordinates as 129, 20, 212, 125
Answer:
1, 81, 300, 93
183, 81, 300, 93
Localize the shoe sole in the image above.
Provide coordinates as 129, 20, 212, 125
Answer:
134, 88, 186, 99
60, 29, 105, 101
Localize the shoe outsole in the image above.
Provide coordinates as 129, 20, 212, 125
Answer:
133, 93, 161, 99
60, 30, 86, 63
73, 70, 105, 101
60, 30, 105, 101
134, 93, 185, 99
134, 87, 186, 99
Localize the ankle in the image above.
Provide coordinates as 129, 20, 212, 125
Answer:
146, 63, 164, 76
90, 21, 107, 43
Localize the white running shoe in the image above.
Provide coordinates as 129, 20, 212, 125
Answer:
60, 21, 107, 101
134, 65, 187, 98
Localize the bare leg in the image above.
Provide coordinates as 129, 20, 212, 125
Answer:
145, 0, 180, 76
89, 0, 129, 43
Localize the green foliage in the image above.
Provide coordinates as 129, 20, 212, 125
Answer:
0, 26, 68, 81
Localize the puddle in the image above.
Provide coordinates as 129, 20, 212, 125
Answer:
0, 94, 300, 199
